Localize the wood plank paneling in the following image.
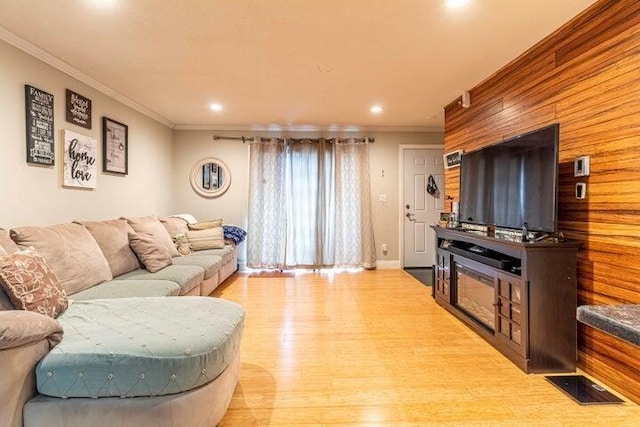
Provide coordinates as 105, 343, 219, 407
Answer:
443, 0, 640, 404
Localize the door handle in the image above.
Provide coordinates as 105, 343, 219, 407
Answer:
406, 212, 416, 222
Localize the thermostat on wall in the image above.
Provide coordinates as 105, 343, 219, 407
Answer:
574, 155, 590, 177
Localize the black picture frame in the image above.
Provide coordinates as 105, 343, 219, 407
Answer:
102, 117, 128, 175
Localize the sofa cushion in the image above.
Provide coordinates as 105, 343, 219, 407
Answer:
70, 279, 181, 300
10, 223, 112, 295
36, 297, 244, 398
75, 219, 141, 277
115, 265, 204, 296
186, 228, 225, 251
171, 254, 223, 280
0, 288, 12, 311
0, 228, 19, 255
0, 310, 63, 350
0, 247, 69, 318
128, 232, 173, 273
188, 219, 223, 230
159, 216, 189, 238
125, 216, 179, 257
192, 245, 235, 264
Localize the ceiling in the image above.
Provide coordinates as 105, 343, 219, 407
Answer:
0, 0, 598, 131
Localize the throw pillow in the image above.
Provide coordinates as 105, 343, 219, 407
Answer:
125, 216, 179, 257
0, 247, 68, 318
173, 233, 192, 256
0, 228, 19, 255
186, 227, 225, 251
10, 223, 113, 295
0, 310, 64, 350
188, 219, 223, 230
75, 219, 141, 277
128, 232, 173, 273
159, 217, 189, 237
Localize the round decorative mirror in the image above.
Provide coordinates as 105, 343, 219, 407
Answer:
190, 158, 231, 198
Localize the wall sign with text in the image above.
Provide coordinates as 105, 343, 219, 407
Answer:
25, 84, 55, 165
444, 150, 463, 169
66, 89, 92, 129
102, 117, 128, 175
63, 129, 97, 189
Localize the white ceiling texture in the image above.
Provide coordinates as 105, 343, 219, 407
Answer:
0, 0, 597, 130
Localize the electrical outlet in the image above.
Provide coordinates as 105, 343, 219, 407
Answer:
381, 243, 388, 255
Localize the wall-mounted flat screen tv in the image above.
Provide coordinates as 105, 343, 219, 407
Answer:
459, 123, 559, 233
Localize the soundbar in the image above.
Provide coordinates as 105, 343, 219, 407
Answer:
446, 245, 517, 270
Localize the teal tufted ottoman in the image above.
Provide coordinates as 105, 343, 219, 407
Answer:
36, 296, 244, 399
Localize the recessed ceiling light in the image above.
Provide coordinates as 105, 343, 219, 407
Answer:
370, 105, 383, 114
209, 103, 223, 112
446, 0, 469, 8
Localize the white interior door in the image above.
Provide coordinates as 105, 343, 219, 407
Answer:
403, 148, 444, 268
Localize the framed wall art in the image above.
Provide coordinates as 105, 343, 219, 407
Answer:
444, 150, 463, 169
66, 89, 92, 129
102, 117, 128, 174
25, 84, 55, 165
63, 129, 97, 189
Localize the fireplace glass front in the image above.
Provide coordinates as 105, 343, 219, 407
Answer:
456, 264, 495, 331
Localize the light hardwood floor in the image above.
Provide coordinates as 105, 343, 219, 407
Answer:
213, 269, 639, 426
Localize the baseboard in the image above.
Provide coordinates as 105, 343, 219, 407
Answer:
376, 260, 401, 269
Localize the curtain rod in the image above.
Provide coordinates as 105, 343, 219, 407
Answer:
212, 135, 375, 143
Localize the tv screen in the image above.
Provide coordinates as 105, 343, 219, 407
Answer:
459, 124, 559, 233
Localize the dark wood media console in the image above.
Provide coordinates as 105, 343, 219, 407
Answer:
431, 226, 580, 373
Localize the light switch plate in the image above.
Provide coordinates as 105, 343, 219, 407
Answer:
576, 182, 587, 199
574, 156, 590, 177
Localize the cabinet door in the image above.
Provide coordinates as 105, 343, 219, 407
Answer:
435, 249, 451, 303
495, 272, 527, 356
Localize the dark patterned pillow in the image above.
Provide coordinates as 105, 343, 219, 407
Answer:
223, 225, 247, 245
0, 247, 68, 318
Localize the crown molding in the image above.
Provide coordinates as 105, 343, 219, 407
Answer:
0, 25, 175, 128
174, 123, 444, 133
0, 26, 444, 133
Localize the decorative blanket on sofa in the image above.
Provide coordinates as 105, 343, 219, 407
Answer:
36, 297, 244, 398
223, 225, 247, 245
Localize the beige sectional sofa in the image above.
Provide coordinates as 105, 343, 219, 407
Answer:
0, 215, 241, 427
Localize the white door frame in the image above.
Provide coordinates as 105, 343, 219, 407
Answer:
398, 144, 444, 268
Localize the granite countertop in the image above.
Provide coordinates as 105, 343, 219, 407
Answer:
577, 304, 640, 346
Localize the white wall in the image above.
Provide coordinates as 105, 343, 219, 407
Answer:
172, 130, 444, 264
0, 39, 173, 228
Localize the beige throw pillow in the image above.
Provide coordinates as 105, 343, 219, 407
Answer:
186, 227, 225, 251
125, 216, 179, 257
75, 219, 141, 277
0, 247, 69, 318
0, 310, 64, 350
128, 232, 173, 273
159, 217, 189, 237
0, 228, 19, 255
10, 223, 113, 295
188, 219, 223, 230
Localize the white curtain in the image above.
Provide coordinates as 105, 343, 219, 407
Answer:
247, 137, 376, 269
246, 138, 287, 269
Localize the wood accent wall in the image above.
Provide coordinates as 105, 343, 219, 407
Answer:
443, 0, 640, 403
